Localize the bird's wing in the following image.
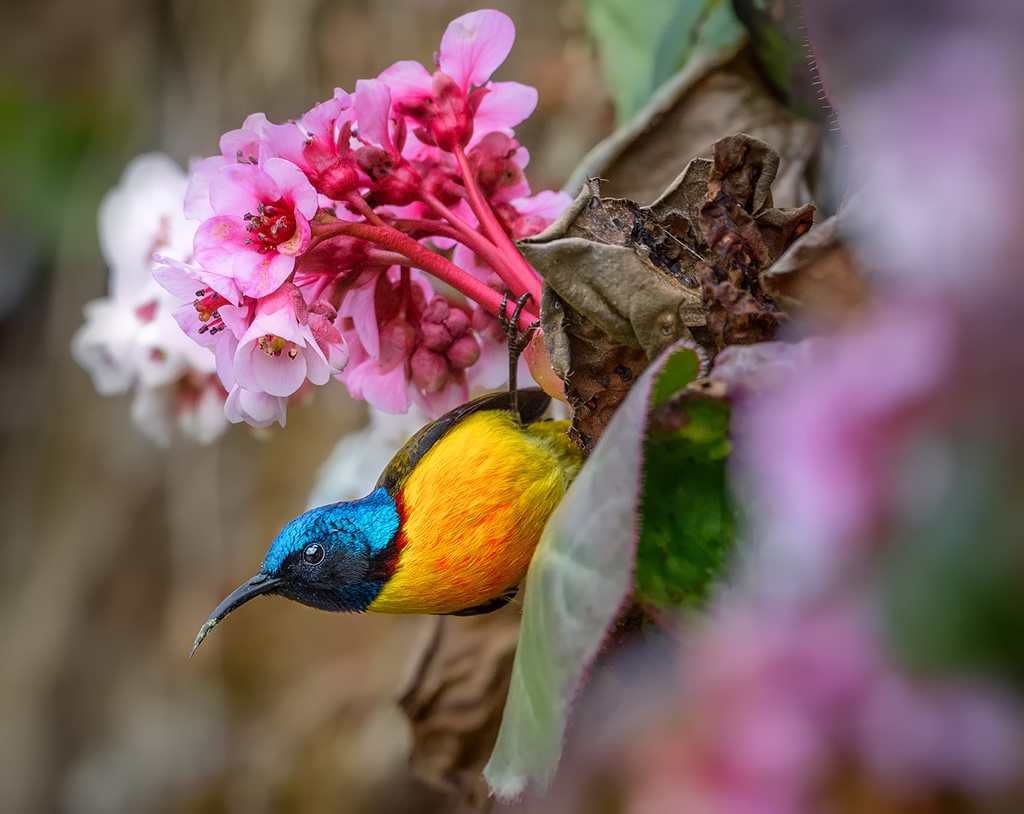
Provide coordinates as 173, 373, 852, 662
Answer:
447, 585, 519, 616
375, 388, 551, 494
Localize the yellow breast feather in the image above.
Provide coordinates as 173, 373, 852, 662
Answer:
367, 411, 581, 614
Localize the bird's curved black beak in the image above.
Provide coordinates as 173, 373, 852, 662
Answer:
189, 572, 282, 659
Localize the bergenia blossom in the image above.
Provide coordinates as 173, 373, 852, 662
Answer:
228, 283, 346, 399
73, 153, 228, 446
76, 9, 569, 435
192, 159, 319, 299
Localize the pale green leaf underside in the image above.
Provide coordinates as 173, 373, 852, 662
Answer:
484, 342, 702, 798
586, 0, 745, 123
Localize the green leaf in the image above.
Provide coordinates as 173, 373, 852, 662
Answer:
484, 342, 703, 798
731, 0, 825, 120
583, 0, 678, 123
635, 396, 733, 609
652, 0, 745, 95
650, 345, 703, 406
584, 0, 744, 124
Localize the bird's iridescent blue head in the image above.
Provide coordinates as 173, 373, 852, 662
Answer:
190, 488, 401, 657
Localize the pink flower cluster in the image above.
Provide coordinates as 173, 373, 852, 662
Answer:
151, 9, 568, 428
615, 601, 1022, 814
73, 154, 228, 445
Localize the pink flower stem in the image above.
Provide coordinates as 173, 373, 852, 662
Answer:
338, 221, 538, 328
453, 145, 542, 303
296, 247, 410, 273
419, 191, 530, 298
345, 193, 387, 228
389, 218, 475, 244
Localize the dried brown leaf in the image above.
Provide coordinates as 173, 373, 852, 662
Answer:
564, 45, 819, 210
760, 206, 868, 323
399, 607, 523, 812
691, 135, 815, 350
545, 293, 649, 454
531, 134, 817, 444
525, 180, 700, 450
521, 179, 701, 360
698, 263, 779, 348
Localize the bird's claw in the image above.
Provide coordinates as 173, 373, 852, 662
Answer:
499, 293, 540, 416
499, 292, 540, 357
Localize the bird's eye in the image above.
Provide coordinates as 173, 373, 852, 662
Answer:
302, 543, 324, 565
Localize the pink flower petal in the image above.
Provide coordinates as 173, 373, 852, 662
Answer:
260, 121, 310, 169
341, 275, 382, 357
153, 254, 242, 305
233, 340, 256, 388
209, 163, 279, 215
361, 363, 412, 413
184, 156, 228, 221
261, 157, 319, 218
231, 246, 294, 298
194, 216, 250, 277
354, 79, 395, 152
225, 385, 287, 427
300, 342, 331, 386
470, 81, 538, 136
512, 189, 572, 220
240, 297, 304, 345
219, 113, 269, 164
301, 88, 351, 139
216, 303, 249, 339
250, 348, 308, 397
439, 10, 516, 91
214, 333, 239, 388
378, 60, 433, 105
150, 260, 205, 301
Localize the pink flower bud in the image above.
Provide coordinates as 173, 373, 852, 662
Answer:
420, 321, 453, 351
471, 305, 505, 343
446, 334, 480, 369
428, 72, 474, 152
377, 161, 422, 207
422, 297, 450, 324
410, 346, 448, 392
302, 124, 359, 200
469, 132, 524, 199
422, 167, 463, 208
308, 300, 338, 322
444, 307, 470, 338
261, 281, 309, 323
355, 145, 392, 178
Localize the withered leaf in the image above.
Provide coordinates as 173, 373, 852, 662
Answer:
531, 134, 815, 445
564, 45, 819, 210
540, 287, 649, 454
692, 135, 815, 349
522, 179, 702, 360
699, 262, 779, 347
760, 203, 868, 323
399, 608, 522, 812
700, 134, 815, 282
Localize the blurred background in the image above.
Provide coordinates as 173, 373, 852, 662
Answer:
13, 0, 1024, 812
0, 2, 611, 812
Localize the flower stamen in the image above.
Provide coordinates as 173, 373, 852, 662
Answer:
243, 200, 297, 253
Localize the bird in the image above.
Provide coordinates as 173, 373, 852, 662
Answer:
189, 295, 584, 657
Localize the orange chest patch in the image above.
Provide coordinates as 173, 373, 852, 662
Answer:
366, 413, 569, 614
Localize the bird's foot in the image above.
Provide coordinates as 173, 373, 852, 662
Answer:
499, 292, 541, 361
499, 293, 541, 411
